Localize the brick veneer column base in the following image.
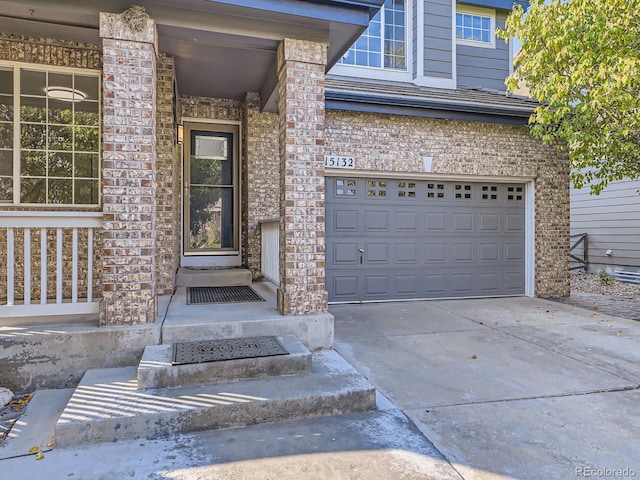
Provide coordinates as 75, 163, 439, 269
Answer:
277, 289, 329, 317
99, 296, 157, 325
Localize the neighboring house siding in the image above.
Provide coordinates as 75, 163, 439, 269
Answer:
423, 0, 453, 78
412, 0, 418, 80
571, 179, 640, 272
456, 13, 510, 90
324, 109, 569, 298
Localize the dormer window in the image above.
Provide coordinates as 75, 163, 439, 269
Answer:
456, 5, 496, 49
339, 0, 406, 70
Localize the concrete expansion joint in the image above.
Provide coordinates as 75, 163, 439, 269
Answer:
424, 384, 640, 410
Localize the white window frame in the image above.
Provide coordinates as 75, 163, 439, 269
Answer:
455, 5, 496, 49
330, 1, 412, 82
0, 61, 101, 207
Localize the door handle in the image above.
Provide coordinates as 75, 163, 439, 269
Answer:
359, 248, 365, 253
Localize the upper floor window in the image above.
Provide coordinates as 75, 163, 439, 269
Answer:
456, 5, 496, 48
0, 65, 100, 205
339, 0, 406, 70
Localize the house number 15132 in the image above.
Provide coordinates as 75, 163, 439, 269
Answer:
324, 156, 355, 169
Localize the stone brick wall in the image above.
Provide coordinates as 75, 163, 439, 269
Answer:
324, 110, 570, 298
0, 33, 101, 68
243, 93, 279, 279
99, 12, 157, 325
0, 34, 103, 304
276, 39, 329, 315
181, 97, 243, 122
155, 53, 179, 294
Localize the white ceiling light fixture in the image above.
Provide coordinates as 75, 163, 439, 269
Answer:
45, 86, 86, 102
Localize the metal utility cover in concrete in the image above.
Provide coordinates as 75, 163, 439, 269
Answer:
326, 177, 526, 302
172, 336, 288, 365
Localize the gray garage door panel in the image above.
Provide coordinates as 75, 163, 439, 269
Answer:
326, 178, 526, 302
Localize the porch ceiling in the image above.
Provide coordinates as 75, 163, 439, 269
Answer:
0, 0, 380, 112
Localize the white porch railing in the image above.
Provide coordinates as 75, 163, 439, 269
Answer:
260, 219, 279, 285
0, 211, 103, 318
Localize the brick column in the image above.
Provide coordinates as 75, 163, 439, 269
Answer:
99, 9, 158, 325
276, 38, 328, 315
156, 53, 180, 295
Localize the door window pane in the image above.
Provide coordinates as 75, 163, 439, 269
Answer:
186, 129, 236, 252
195, 135, 227, 160
189, 186, 234, 249
191, 133, 232, 185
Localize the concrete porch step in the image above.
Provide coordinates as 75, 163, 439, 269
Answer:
54, 350, 376, 448
137, 335, 312, 389
175, 267, 252, 287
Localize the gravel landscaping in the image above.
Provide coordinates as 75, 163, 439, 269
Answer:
570, 271, 640, 297
550, 271, 640, 321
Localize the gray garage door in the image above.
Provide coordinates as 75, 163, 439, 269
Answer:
326, 177, 526, 302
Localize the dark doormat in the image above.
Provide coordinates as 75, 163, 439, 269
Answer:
187, 286, 265, 305
172, 336, 289, 365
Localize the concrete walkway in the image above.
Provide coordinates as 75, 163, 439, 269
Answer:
332, 297, 640, 480
2, 296, 639, 479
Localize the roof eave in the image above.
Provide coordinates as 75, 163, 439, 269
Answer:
325, 89, 534, 125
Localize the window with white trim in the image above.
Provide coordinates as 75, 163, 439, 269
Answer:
339, 0, 406, 70
456, 6, 496, 48
0, 65, 100, 205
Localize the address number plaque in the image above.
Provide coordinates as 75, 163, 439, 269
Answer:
324, 155, 355, 169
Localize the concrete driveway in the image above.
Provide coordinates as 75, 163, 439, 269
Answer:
332, 297, 640, 480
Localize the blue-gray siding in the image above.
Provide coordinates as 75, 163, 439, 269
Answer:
456, 13, 510, 90
413, 0, 419, 80
571, 179, 640, 270
423, 0, 453, 78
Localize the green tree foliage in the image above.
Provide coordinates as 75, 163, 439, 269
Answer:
499, 0, 640, 194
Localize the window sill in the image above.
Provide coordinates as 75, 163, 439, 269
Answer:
328, 64, 412, 83
456, 39, 496, 49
